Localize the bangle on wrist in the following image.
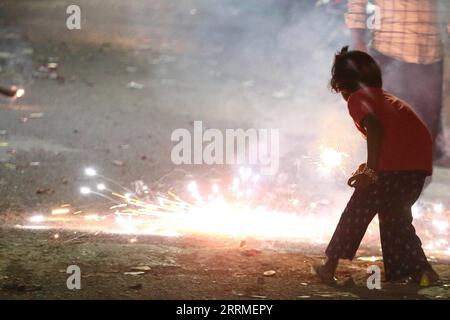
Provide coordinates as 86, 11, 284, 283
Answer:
363, 167, 378, 182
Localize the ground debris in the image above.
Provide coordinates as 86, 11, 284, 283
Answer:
418, 286, 450, 299
340, 277, 356, 288
3, 163, 16, 170
2, 283, 42, 292
127, 81, 145, 90
248, 294, 267, 299
238, 240, 247, 248
36, 187, 55, 195
241, 249, 261, 257
231, 290, 244, 297
130, 266, 152, 272
29, 113, 45, 119
123, 271, 145, 276
112, 160, 125, 167
128, 283, 143, 290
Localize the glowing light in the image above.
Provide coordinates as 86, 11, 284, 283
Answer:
251, 174, 261, 183
317, 147, 346, 175
124, 193, 133, 201
80, 186, 91, 195
30, 215, 44, 223
53, 234, 59, 239
433, 203, 444, 214
188, 181, 201, 201
84, 168, 97, 177
231, 178, 240, 190
15, 88, 25, 98
412, 204, 421, 219
357, 256, 382, 262
240, 167, 252, 181
51, 208, 70, 215
432, 220, 448, 233
84, 214, 99, 221
15, 224, 50, 230
14, 165, 450, 259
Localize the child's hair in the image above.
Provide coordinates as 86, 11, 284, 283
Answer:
330, 46, 382, 93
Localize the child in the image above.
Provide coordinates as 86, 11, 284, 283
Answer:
313, 47, 439, 285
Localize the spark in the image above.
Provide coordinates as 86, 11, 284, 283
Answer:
51, 208, 70, 215
412, 203, 421, 219
80, 186, 91, 195
357, 256, 382, 262
30, 215, 44, 223
84, 214, 100, 221
84, 167, 133, 194
432, 220, 448, 233
15, 224, 50, 230
15, 88, 25, 98
317, 147, 347, 175
0, 85, 25, 98
433, 203, 444, 214
240, 167, 252, 181
19, 166, 450, 259
84, 168, 97, 177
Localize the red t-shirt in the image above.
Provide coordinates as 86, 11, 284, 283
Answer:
348, 87, 433, 174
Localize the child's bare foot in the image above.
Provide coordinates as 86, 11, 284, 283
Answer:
412, 269, 440, 286
312, 264, 337, 284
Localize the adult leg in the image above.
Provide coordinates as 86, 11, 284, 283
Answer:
404, 61, 444, 158
370, 50, 409, 103
371, 50, 445, 158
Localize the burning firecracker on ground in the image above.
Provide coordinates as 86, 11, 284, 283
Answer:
1, 0, 450, 308
16, 156, 450, 259
0, 85, 24, 99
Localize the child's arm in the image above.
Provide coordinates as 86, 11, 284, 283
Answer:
362, 113, 383, 170
348, 113, 383, 189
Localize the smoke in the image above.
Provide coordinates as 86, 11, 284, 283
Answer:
2, 0, 447, 254
134, 0, 362, 168
119, 0, 448, 253
126, 0, 366, 241
123, 0, 365, 211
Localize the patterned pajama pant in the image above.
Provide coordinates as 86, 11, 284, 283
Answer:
325, 171, 432, 281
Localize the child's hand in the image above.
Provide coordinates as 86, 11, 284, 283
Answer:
348, 163, 377, 189
352, 163, 366, 176
347, 173, 375, 189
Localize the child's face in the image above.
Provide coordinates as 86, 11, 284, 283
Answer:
341, 91, 351, 102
